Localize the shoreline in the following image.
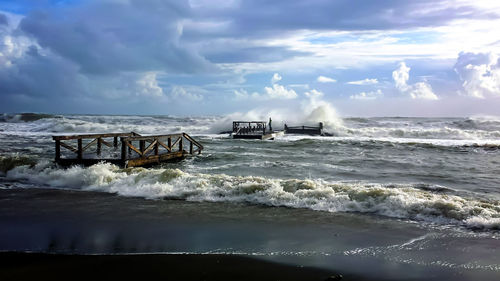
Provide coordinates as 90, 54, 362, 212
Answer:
0, 252, 360, 281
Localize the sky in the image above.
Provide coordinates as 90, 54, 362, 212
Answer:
1, 0, 500, 117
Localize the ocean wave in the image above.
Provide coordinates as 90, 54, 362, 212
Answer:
0, 113, 60, 123
6, 163, 500, 230
276, 135, 500, 149
2, 114, 500, 145
0, 155, 38, 175
341, 126, 500, 140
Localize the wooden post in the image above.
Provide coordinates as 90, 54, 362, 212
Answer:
140, 140, 145, 156
97, 138, 102, 156
55, 140, 61, 161
154, 140, 159, 155
113, 136, 118, 148
77, 139, 83, 160
121, 139, 127, 162
190, 141, 193, 154
179, 138, 183, 152
168, 137, 172, 151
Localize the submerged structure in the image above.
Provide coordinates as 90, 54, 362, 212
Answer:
232, 121, 284, 140
52, 132, 203, 168
284, 122, 324, 135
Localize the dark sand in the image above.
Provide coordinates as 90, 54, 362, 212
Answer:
1, 189, 497, 281
0, 252, 353, 281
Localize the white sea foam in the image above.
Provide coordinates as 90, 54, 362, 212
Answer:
7, 163, 500, 230
208, 99, 345, 134
2, 112, 500, 146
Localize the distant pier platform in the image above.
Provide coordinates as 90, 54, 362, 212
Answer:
232, 121, 284, 140
52, 132, 203, 168
284, 122, 324, 135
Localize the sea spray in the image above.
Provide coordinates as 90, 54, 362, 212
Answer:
6, 163, 500, 230
209, 98, 345, 135
301, 97, 345, 134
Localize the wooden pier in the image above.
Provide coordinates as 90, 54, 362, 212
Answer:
284, 122, 324, 135
232, 121, 284, 140
52, 132, 203, 168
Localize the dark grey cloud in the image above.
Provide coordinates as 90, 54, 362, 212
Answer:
0, 45, 84, 99
184, 0, 499, 39
0, 13, 7, 25
204, 46, 311, 63
0, 0, 217, 113
19, 0, 212, 75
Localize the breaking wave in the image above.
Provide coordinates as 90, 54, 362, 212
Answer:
6, 162, 500, 231
2, 112, 500, 144
0, 155, 37, 175
0, 113, 59, 123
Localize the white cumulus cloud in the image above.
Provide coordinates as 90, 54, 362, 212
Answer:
350, 89, 383, 100
454, 52, 500, 98
304, 89, 324, 98
347, 78, 378, 85
271, 73, 282, 84
392, 62, 438, 100
170, 86, 203, 101
233, 88, 260, 100
136, 72, 164, 97
264, 84, 298, 99
317, 75, 336, 83
237, 74, 298, 100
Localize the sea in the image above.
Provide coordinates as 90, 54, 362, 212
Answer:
1, 111, 499, 280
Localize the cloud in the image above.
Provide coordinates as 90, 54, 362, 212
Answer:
350, 89, 383, 100
289, 84, 310, 89
347, 78, 378, 85
304, 89, 324, 98
393, 62, 411, 90
233, 88, 259, 100
392, 62, 438, 100
233, 73, 297, 100
0, 13, 7, 25
408, 82, 438, 100
317, 75, 336, 83
203, 45, 310, 63
0, 32, 85, 100
264, 84, 297, 99
170, 86, 203, 101
0, 0, 217, 113
135, 72, 164, 98
271, 73, 282, 84
233, 84, 297, 100
19, 1, 212, 75
187, 0, 496, 37
454, 52, 500, 98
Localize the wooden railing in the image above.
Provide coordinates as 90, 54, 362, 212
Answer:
286, 125, 321, 130
233, 121, 267, 135
284, 123, 323, 135
120, 133, 203, 161
52, 132, 203, 167
53, 132, 140, 161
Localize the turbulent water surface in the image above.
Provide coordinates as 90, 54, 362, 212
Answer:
1, 113, 500, 280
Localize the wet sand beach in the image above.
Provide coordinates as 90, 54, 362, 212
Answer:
0, 252, 345, 281
1, 188, 499, 281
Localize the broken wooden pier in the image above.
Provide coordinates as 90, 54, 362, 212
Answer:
284, 122, 324, 135
232, 121, 284, 140
52, 132, 203, 168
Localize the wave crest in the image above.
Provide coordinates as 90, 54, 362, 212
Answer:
6, 163, 500, 230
